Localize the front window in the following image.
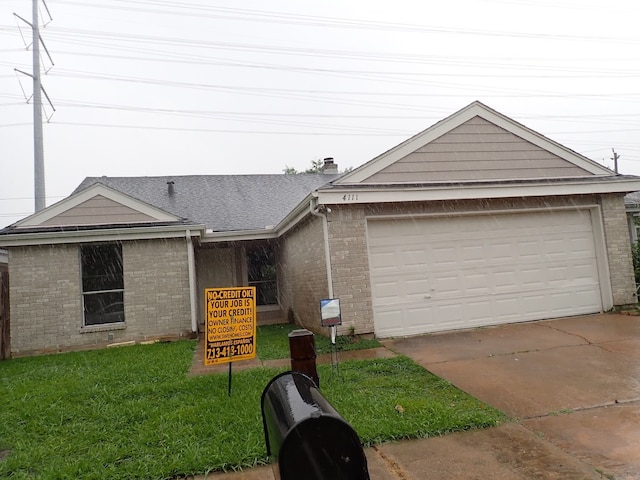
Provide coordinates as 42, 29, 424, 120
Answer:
81, 244, 124, 326
247, 244, 278, 306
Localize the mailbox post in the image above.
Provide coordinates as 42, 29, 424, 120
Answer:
288, 329, 319, 387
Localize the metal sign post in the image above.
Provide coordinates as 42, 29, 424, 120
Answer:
320, 298, 342, 376
330, 325, 340, 376
228, 316, 234, 397
204, 287, 257, 396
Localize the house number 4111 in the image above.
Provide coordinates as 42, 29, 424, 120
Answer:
342, 194, 358, 201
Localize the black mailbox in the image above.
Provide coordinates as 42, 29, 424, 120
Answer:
261, 371, 370, 480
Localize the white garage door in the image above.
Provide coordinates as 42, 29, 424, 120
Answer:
367, 209, 603, 337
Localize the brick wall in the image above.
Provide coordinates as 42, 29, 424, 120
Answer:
9, 244, 82, 355
600, 193, 636, 305
326, 205, 373, 335
9, 238, 192, 356
122, 238, 192, 341
279, 215, 329, 332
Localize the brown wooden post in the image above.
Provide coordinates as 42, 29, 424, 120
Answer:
0, 271, 9, 360
288, 329, 319, 387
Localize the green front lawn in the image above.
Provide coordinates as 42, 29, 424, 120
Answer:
0, 338, 504, 479
256, 323, 381, 360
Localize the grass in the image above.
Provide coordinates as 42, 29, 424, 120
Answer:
256, 323, 381, 360
0, 336, 504, 479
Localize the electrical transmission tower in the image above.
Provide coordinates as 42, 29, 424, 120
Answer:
13, 0, 55, 213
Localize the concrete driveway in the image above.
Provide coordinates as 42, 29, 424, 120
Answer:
382, 313, 640, 480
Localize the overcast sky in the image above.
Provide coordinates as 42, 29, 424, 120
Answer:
1, 0, 639, 228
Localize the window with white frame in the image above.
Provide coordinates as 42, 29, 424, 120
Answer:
81, 243, 125, 326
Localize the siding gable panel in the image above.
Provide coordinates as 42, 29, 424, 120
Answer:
40, 195, 158, 226
14, 183, 181, 229
362, 116, 592, 183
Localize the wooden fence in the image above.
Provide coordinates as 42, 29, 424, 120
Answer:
0, 271, 9, 360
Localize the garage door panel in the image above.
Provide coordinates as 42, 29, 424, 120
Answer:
516, 239, 543, 258
571, 261, 599, 281
433, 303, 463, 321
375, 309, 404, 335
493, 269, 519, 290
460, 244, 486, 263
548, 291, 576, 310
465, 274, 493, 295
402, 249, 428, 268
370, 277, 403, 303
465, 300, 493, 322
492, 296, 520, 317
369, 251, 397, 270
431, 245, 458, 267
368, 210, 604, 337
371, 273, 431, 305
488, 243, 514, 261
405, 305, 435, 327
405, 278, 432, 299
547, 266, 570, 283
544, 238, 568, 256
570, 238, 597, 256
519, 294, 549, 316
571, 288, 602, 309
434, 274, 462, 295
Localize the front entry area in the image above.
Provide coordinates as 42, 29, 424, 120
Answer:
367, 208, 608, 337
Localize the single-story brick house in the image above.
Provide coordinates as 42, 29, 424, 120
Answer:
2, 101, 640, 356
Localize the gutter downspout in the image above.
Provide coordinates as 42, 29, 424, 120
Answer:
310, 198, 334, 298
186, 230, 198, 333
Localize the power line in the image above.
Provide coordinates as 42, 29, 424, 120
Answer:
51, 121, 413, 136
48, 0, 640, 45
28, 49, 640, 78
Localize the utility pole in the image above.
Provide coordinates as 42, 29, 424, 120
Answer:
14, 0, 54, 213
32, 0, 45, 212
611, 148, 620, 174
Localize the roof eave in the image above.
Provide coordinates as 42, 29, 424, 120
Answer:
200, 229, 278, 242
316, 177, 640, 205
0, 224, 205, 247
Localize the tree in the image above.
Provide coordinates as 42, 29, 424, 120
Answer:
283, 159, 352, 174
283, 159, 324, 174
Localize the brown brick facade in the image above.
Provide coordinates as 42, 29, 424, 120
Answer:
600, 194, 636, 305
122, 238, 192, 341
8, 238, 192, 356
9, 244, 82, 355
278, 215, 329, 333
326, 205, 373, 335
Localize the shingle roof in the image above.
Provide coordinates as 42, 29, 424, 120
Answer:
73, 174, 340, 232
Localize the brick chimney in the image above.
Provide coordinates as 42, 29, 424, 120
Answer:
322, 157, 338, 174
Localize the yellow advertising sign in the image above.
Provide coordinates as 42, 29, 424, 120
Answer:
204, 287, 256, 366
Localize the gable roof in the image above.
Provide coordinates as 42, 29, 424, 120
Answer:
15, 183, 183, 229
3, 101, 638, 246
337, 101, 613, 184
74, 174, 340, 232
